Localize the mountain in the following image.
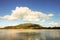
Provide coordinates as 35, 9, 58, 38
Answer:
4, 23, 42, 29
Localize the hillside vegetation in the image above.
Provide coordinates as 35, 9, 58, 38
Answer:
0, 23, 59, 29
4, 23, 42, 29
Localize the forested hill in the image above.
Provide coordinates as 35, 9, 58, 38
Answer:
4, 23, 42, 29
0, 23, 60, 29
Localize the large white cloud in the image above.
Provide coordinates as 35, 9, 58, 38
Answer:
0, 7, 54, 22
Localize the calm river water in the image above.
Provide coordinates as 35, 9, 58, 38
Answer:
0, 29, 60, 40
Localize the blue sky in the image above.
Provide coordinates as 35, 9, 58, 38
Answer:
0, 0, 60, 27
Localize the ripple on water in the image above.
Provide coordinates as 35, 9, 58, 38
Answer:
0, 29, 60, 40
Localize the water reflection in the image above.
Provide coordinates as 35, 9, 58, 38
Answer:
17, 32, 41, 40
0, 30, 60, 40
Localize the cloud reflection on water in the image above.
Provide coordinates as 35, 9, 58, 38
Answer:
0, 30, 60, 40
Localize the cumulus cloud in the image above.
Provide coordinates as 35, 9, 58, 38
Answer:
49, 22, 60, 27
0, 7, 54, 22
48, 14, 54, 16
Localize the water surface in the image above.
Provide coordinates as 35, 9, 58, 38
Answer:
0, 29, 60, 40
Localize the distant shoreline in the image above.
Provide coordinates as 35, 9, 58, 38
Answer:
0, 29, 60, 30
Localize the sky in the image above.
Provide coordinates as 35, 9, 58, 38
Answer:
0, 0, 60, 27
